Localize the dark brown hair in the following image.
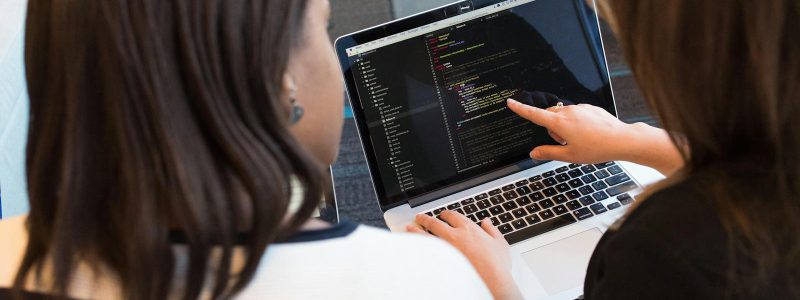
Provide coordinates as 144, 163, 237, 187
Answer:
598, 0, 800, 298
17, 0, 323, 299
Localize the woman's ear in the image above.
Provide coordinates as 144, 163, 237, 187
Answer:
282, 72, 297, 104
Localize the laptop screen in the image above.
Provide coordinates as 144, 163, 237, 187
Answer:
342, 0, 615, 207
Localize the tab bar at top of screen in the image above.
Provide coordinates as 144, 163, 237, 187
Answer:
345, 0, 536, 57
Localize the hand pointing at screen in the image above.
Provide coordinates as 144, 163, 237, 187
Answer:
506, 99, 684, 176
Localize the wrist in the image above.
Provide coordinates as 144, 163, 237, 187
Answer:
619, 122, 683, 175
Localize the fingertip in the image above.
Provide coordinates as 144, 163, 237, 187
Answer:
531, 149, 542, 159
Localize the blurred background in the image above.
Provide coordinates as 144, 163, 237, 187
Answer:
0, 1, 652, 225
328, 0, 652, 227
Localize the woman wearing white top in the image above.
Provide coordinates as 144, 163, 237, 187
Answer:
0, 0, 521, 299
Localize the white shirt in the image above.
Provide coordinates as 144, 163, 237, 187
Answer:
0, 215, 493, 299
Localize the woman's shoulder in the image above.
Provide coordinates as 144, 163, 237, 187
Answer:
241, 223, 493, 299
619, 176, 728, 254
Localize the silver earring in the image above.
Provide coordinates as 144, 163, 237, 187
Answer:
289, 87, 304, 124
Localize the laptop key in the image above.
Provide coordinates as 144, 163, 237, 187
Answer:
499, 212, 514, 223
543, 187, 558, 197
566, 190, 581, 200
477, 200, 491, 209
489, 206, 505, 216
556, 183, 571, 193
461, 198, 475, 205
553, 195, 569, 204
503, 191, 519, 200
594, 169, 611, 179
468, 215, 479, 223
618, 193, 634, 205
425, 212, 434, 217
525, 214, 542, 225
543, 171, 556, 178
579, 186, 595, 196
502, 201, 518, 211
515, 179, 530, 187
590, 203, 608, 215
606, 174, 631, 186
475, 210, 491, 220
592, 191, 609, 201
595, 162, 616, 169
530, 191, 545, 201
543, 178, 558, 187
569, 163, 582, 169
592, 181, 609, 191
566, 200, 582, 210
556, 166, 570, 173
553, 205, 569, 215
516, 196, 532, 206
540, 199, 555, 209
513, 208, 527, 218
502, 184, 516, 192
540, 209, 555, 220
455, 208, 465, 215
447, 203, 461, 210
516, 186, 532, 196
608, 202, 622, 210
581, 174, 598, 184
556, 174, 570, 183
512, 219, 527, 230
607, 181, 638, 197
608, 165, 624, 175
505, 214, 577, 244
489, 189, 502, 196
491, 217, 501, 226
574, 207, 594, 220
434, 208, 445, 215
474, 194, 488, 200
526, 203, 542, 214
529, 181, 545, 191
568, 179, 584, 189
464, 204, 478, 214
579, 196, 595, 206
568, 169, 583, 178
489, 196, 504, 205
498, 224, 514, 234
580, 165, 597, 173
529, 175, 542, 181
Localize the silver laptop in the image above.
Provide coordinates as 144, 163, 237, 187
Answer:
334, 0, 664, 299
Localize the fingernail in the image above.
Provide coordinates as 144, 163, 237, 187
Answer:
507, 98, 518, 106
531, 150, 541, 159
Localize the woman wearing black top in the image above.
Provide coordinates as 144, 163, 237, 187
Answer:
412, 0, 800, 298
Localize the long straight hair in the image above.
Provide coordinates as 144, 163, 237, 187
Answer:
16, 0, 322, 299
597, 0, 800, 298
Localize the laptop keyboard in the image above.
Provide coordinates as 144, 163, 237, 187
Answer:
421, 162, 639, 244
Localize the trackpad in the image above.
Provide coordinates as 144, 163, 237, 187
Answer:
521, 228, 603, 295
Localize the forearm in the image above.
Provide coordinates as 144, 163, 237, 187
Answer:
618, 123, 684, 176
480, 271, 523, 300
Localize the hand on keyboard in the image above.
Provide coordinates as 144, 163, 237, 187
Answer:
408, 211, 523, 300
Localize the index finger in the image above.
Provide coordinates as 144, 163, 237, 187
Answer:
415, 214, 455, 239
507, 98, 560, 128
439, 210, 474, 229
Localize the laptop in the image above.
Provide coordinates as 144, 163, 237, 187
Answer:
335, 0, 664, 299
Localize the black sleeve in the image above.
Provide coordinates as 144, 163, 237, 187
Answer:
585, 227, 713, 300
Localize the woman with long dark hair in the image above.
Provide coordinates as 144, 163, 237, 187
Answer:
0, 0, 511, 299
415, 0, 800, 299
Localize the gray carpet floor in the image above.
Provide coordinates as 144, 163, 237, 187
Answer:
329, 1, 653, 228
